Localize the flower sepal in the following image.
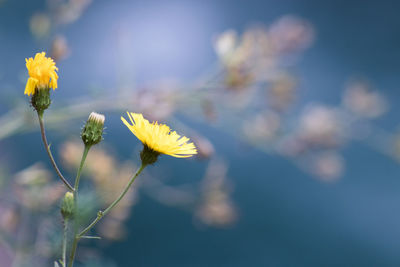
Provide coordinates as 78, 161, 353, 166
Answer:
31, 87, 51, 116
140, 144, 160, 165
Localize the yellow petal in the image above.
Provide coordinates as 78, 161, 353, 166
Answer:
24, 77, 38, 96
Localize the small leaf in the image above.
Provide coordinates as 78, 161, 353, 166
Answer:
80, 235, 102, 240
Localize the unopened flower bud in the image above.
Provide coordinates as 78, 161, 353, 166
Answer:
81, 112, 105, 146
61, 192, 74, 220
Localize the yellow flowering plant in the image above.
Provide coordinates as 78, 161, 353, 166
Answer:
121, 112, 197, 163
24, 52, 197, 267
25, 52, 59, 96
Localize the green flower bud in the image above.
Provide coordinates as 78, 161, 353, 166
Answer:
31, 87, 51, 116
81, 112, 105, 146
61, 192, 75, 220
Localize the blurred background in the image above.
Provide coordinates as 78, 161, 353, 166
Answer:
1, 0, 400, 266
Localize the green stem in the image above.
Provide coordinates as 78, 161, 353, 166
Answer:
67, 164, 146, 267
79, 164, 146, 238
37, 112, 74, 191
74, 145, 90, 193
62, 220, 68, 267
68, 145, 91, 267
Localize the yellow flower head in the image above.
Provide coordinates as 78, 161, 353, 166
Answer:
25, 52, 59, 96
121, 112, 197, 159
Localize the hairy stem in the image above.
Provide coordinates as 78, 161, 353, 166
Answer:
68, 164, 146, 267
62, 220, 68, 267
37, 112, 74, 191
79, 164, 146, 237
68, 145, 91, 267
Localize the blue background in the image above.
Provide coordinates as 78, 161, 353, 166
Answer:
2, 0, 400, 266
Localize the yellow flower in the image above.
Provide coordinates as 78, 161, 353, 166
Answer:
25, 52, 59, 96
121, 112, 197, 159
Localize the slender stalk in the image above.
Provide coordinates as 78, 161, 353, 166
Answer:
68, 145, 91, 267
68, 164, 146, 267
62, 220, 68, 267
68, 146, 90, 266
37, 112, 74, 191
68, 230, 78, 266
73, 145, 90, 193
80, 164, 146, 237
